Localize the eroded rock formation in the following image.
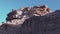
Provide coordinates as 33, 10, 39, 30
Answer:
6, 5, 51, 25
0, 5, 60, 34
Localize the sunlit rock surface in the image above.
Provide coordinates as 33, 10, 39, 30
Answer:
1, 5, 60, 34
6, 5, 51, 25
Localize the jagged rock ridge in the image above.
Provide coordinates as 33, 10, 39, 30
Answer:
0, 5, 60, 34
6, 5, 52, 25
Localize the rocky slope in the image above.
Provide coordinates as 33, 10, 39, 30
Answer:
0, 5, 60, 34
22, 10, 60, 34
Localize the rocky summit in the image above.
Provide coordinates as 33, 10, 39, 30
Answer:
0, 5, 60, 34
6, 5, 51, 25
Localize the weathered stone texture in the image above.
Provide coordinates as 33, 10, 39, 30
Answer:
1, 5, 60, 34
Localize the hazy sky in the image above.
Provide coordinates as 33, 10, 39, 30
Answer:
0, 0, 60, 22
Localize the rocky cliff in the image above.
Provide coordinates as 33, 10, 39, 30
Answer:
0, 5, 60, 34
